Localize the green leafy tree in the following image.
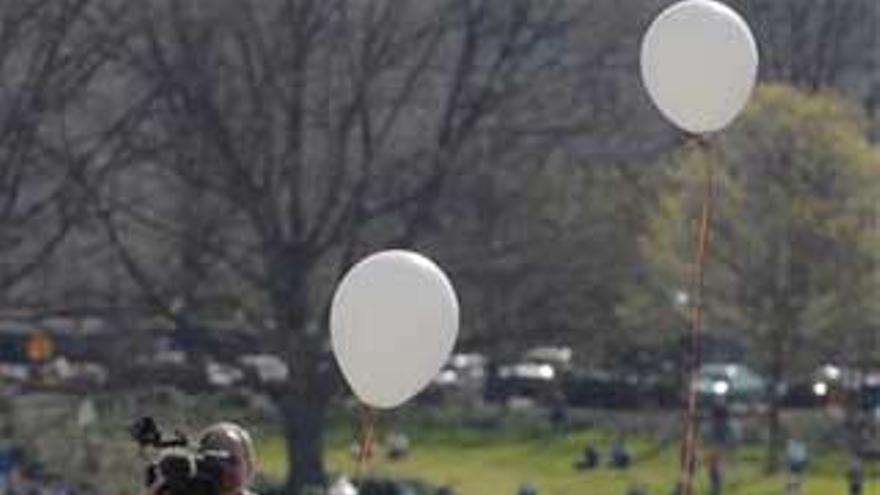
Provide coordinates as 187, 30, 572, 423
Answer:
639, 84, 880, 471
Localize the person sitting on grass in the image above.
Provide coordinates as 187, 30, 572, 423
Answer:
516, 482, 538, 495
609, 441, 631, 470
574, 444, 600, 471
386, 432, 411, 461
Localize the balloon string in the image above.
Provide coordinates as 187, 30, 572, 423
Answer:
679, 136, 714, 495
356, 404, 376, 479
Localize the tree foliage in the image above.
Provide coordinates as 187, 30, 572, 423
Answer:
639, 84, 880, 469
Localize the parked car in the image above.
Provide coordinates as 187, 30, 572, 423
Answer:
523, 346, 573, 372
29, 357, 108, 392
0, 363, 29, 384
782, 365, 846, 408
859, 372, 880, 414
238, 354, 289, 385
206, 360, 246, 388
421, 353, 487, 404
485, 361, 558, 405
561, 368, 648, 409
111, 347, 208, 392
695, 363, 767, 409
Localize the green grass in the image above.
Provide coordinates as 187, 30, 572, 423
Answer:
14, 391, 871, 495
255, 424, 874, 495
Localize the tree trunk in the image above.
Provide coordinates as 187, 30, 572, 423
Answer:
269, 249, 329, 495
765, 337, 785, 473
281, 394, 328, 495
766, 392, 782, 473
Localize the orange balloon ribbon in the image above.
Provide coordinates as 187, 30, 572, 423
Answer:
356, 404, 377, 480
679, 136, 715, 495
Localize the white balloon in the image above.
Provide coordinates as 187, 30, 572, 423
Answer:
640, 0, 758, 134
330, 250, 459, 409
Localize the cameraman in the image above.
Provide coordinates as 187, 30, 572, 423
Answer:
142, 421, 258, 495
197, 422, 258, 495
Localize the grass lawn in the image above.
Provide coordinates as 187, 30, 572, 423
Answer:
255, 423, 872, 495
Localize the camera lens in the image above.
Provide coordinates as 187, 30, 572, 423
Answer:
159, 453, 196, 480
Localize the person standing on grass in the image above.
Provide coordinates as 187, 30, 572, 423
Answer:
706, 449, 722, 495
709, 396, 731, 449
847, 455, 864, 495
547, 384, 568, 433
785, 439, 807, 495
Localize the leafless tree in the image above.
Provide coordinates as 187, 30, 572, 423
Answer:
94, 0, 597, 490
734, 0, 878, 98
0, 0, 127, 310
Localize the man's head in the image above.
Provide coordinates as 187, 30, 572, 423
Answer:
198, 422, 256, 495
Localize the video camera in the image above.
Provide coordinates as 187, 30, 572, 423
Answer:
129, 417, 232, 495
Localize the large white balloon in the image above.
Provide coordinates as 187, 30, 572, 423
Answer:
640, 0, 758, 134
330, 250, 459, 409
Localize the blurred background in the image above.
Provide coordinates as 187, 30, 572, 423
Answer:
0, 0, 879, 494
